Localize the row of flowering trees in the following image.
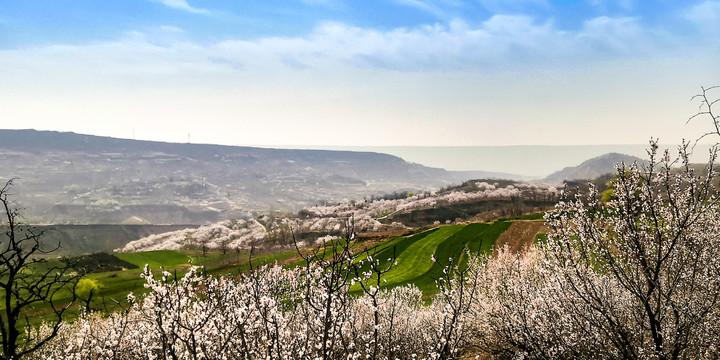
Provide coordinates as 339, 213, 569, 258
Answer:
8, 87, 719, 359
120, 181, 562, 253
474, 141, 720, 359
28, 139, 720, 359
34, 223, 480, 360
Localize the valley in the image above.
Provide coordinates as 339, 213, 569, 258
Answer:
21, 218, 545, 324
0, 129, 493, 225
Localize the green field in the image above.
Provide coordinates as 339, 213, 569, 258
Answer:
498, 212, 546, 221
353, 221, 511, 295
5, 221, 513, 327
83, 249, 304, 312
115, 250, 192, 269
86, 221, 511, 310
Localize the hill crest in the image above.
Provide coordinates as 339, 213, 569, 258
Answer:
0, 129, 505, 224
542, 152, 646, 183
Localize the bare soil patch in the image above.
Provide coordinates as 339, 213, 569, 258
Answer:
356, 228, 412, 241
493, 220, 547, 254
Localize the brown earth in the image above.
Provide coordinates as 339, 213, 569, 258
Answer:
355, 228, 413, 241
470, 207, 549, 223
466, 220, 549, 360
492, 220, 547, 254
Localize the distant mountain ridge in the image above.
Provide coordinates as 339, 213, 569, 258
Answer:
0, 129, 519, 224
543, 153, 646, 183
0, 129, 438, 179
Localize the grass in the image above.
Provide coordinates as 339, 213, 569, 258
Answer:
115, 250, 192, 270
7, 221, 515, 329
498, 212, 546, 221
463, 221, 512, 260
534, 233, 549, 245
229, 249, 300, 273
351, 221, 511, 296
380, 225, 465, 288
400, 221, 510, 295
353, 229, 437, 266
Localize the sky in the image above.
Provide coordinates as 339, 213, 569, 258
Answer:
0, 0, 719, 147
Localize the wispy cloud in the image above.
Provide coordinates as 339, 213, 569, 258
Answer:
0, 1, 717, 147
299, 0, 335, 6
0, 13, 700, 79
392, 0, 450, 17
158, 25, 185, 33
589, 0, 635, 11
151, 0, 211, 15
475, 0, 550, 13
686, 1, 720, 34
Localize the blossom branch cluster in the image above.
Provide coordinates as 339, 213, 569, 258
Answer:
474, 141, 720, 359
34, 259, 479, 360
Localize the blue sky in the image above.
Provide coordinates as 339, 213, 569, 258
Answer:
1, 0, 719, 147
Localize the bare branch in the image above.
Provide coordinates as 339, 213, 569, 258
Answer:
688, 85, 720, 150
0, 179, 82, 360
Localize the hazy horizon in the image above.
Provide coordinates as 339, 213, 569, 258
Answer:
2, 1, 719, 148
5, 127, 719, 178
269, 143, 720, 177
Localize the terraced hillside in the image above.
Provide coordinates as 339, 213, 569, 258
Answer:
12, 219, 545, 326
355, 221, 512, 295
0, 129, 475, 224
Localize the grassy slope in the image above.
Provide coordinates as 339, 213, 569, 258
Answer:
23, 251, 192, 323
115, 250, 192, 269
10, 221, 513, 326
352, 221, 511, 295
381, 225, 464, 289
395, 221, 510, 294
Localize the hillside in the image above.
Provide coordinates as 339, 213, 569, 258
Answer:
18, 217, 540, 330
0, 129, 492, 224
35, 224, 198, 256
542, 152, 646, 183
121, 179, 560, 253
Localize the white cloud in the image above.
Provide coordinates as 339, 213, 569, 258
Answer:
392, 0, 450, 17
686, 1, 720, 34
0, 14, 689, 82
0, 9, 702, 85
273, 15, 651, 70
589, 0, 635, 11
394, 0, 549, 17
577, 16, 648, 55
159, 25, 185, 33
0, 14, 716, 147
151, 0, 210, 15
475, 0, 549, 12
299, 0, 335, 5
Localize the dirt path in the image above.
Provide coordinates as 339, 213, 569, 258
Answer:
493, 220, 547, 254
